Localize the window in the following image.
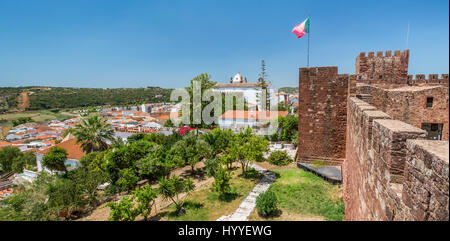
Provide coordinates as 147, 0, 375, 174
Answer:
421, 123, 443, 140
426, 97, 434, 108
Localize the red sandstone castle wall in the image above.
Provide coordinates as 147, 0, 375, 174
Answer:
355, 85, 449, 141
343, 97, 449, 220
297, 67, 348, 164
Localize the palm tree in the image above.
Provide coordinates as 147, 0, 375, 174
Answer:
69, 116, 115, 153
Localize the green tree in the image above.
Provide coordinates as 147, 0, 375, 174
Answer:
46, 178, 83, 216
204, 158, 221, 177
229, 128, 268, 177
67, 166, 105, 206
133, 184, 158, 221
69, 115, 115, 153
136, 146, 179, 180
185, 73, 217, 128
42, 146, 68, 173
103, 145, 133, 186
23, 151, 37, 170
0, 173, 58, 221
258, 60, 270, 108
211, 167, 232, 197
201, 128, 234, 156
171, 133, 212, 172
116, 168, 139, 192
0, 147, 24, 173
278, 115, 298, 141
80, 151, 107, 172
259, 60, 268, 82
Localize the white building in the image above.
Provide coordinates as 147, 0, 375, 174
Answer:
213, 72, 278, 111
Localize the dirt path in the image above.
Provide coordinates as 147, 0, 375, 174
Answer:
17, 91, 29, 111
77, 161, 215, 221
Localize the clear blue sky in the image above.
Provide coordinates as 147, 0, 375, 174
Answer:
0, 0, 448, 89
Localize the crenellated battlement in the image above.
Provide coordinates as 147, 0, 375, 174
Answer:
344, 97, 449, 221
406, 74, 449, 85
358, 50, 409, 58
356, 49, 409, 82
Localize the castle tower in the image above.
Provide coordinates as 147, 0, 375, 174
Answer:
355, 50, 409, 82
298, 67, 348, 164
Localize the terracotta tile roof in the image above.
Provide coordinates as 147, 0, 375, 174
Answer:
0, 141, 10, 146
0, 188, 14, 200
220, 110, 288, 120
35, 135, 56, 140
155, 115, 170, 120
133, 112, 148, 116
40, 138, 85, 160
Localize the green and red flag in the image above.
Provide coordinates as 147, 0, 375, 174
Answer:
292, 18, 310, 38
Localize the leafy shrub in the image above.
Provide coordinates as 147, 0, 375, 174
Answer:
291, 131, 298, 147
107, 195, 139, 221
204, 158, 221, 177
256, 190, 278, 217
269, 133, 279, 142
211, 167, 232, 196
268, 151, 293, 166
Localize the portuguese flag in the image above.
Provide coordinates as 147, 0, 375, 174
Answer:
292, 18, 310, 38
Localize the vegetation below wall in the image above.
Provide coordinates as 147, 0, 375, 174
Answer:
0, 86, 172, 112
249, 168, 344, 221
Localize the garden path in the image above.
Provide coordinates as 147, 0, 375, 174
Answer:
217, 163, 277, 221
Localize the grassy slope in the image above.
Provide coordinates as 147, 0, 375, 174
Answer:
158, 168, 261, 221
249, 167, 344, 221
0, 110, 72, 127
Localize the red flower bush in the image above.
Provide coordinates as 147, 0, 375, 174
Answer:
177, 126, 193, 136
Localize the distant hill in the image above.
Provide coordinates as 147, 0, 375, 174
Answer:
278, 87, 298, 95
0, 86, 172, 113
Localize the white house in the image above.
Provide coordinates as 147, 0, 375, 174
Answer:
36, 138, 84, 174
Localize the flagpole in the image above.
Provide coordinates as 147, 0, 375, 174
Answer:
307, 16, 310, 67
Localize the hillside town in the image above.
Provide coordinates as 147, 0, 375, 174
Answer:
0, 1, 448, 230
0, 75, 298, 202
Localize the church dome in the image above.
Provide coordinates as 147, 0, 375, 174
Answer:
232, 72, 243, 83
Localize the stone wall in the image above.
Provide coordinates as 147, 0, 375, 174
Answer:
354, 84, 449, 140
343, 97, 449, 220
297, 67, 348, 164
402, 140, 449, 220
